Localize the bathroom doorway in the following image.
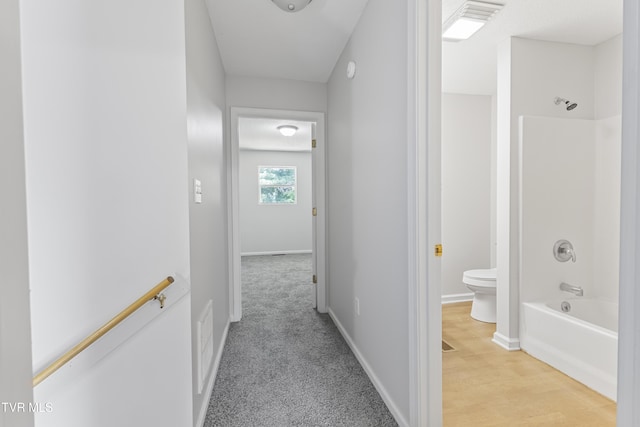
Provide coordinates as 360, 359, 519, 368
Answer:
439, 0, 624, 424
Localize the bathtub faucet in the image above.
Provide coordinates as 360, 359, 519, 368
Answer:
559, 282, 583, 296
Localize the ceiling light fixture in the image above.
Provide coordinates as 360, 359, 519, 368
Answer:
277, 125, 298, 136
442, 1, 504, 42
271, 0, 312, 13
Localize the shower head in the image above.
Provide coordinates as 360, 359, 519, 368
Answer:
554, 97, 578, 111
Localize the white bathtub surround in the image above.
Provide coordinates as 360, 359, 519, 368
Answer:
519, 115, 621, 398
521, 299, 618, 401
519, 114, 621, 299
519, 116, 598, 302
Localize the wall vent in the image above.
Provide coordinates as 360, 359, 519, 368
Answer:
196, 300, 214, 394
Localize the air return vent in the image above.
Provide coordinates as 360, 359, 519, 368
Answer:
197, 300, 214, 394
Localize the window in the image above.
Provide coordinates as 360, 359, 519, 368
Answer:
258, 166, 297, 204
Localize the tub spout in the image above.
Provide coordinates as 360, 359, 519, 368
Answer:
560, 282, 583, 296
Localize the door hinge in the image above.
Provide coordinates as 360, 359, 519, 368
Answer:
312, 207, 317, 217
435, 244, 443, 257
312, 275, 317, 284
312, 139, 317, 149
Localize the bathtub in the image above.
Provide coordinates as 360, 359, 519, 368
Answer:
520, 298, 618, 401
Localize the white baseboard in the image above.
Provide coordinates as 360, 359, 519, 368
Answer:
196, 318, 230, 427
241, 250, 312, 257
327, 309, 409, 427
492, 331, 520, 351
441, 293, 474, 304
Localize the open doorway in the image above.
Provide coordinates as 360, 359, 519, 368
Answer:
238, 117, 315, 311
228, 107, 327, 322
439, 0, 623, 425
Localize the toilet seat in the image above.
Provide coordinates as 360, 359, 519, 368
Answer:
462, 268, 496, 288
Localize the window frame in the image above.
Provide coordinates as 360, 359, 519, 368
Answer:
257, 165, 298, 205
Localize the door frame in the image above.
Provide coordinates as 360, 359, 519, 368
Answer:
617, 0, 640, 423
227, 107, 327, 321
408, 0, 441, 425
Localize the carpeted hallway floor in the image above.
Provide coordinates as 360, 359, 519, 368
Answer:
205, 254, 397, 427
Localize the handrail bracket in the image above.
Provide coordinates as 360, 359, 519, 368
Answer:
153, 293, 167, 309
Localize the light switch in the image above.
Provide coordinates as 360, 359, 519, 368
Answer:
194, 179, 202, 204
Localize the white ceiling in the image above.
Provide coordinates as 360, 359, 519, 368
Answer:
239, 117, 313, 152
442, 0, 623, 94
205, 0, 369, 82
206, 0, 623, 93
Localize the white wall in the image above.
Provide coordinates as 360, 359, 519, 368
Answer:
20, 1, 193, 426
226, 76, 327, 113
0, 1, 35, 426
327, 0, 410, 423
239, 150, 312, 255
185, 0, 230, 424
441, 93, 492, 297
595, 34, 623, 119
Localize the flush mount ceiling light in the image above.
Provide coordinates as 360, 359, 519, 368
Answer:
271, 0, 312, 13
277, 125, 298, 136
442, 0, 504, 42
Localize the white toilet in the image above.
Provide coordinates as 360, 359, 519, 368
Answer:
462, 268, 497, 323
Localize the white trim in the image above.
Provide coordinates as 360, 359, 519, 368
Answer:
328, 309, 409, 427
618, 0, 640, 423
196, 319, 230, 427
240, 250, 312, 257
410, 0, 442, 426
492, 331, 521, 351
228, 109, 242, 321
441, 293, 474, 305
228, 107, 327, 322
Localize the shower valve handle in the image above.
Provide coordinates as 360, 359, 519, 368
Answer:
553, 240, 576, 263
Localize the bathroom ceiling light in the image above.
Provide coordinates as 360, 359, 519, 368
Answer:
277, 125, 298, 136
442, 1, 504, 42
271, 0, 312, 13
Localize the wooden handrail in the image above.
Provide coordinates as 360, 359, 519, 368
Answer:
32, 276, 175, 387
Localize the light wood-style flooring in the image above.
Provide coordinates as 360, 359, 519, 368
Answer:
443, 302, 617, 426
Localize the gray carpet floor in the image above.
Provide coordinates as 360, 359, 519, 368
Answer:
205, 254, 398, 427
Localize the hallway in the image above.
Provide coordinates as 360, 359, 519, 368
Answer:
205, 255, 396, 426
